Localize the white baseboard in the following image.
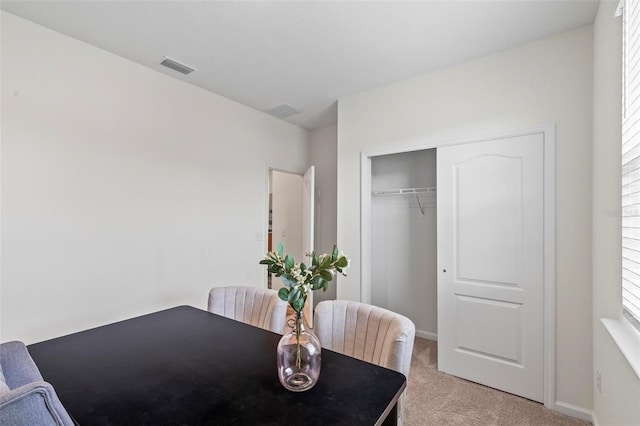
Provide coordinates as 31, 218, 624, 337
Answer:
415, 330, 437, 341
555, 401, 593, 423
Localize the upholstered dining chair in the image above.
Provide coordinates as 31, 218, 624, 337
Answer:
313, 300, 416, 426
207, 286, 288, 334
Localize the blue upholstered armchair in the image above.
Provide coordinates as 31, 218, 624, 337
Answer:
0, 341, 74, 426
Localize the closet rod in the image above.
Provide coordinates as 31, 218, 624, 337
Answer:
371, 187, 436, 196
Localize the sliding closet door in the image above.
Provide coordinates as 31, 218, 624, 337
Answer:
437, 133, 544, 402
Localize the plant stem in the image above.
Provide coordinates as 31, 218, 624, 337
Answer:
295, 312, 301, 368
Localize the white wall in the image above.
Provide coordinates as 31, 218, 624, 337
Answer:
337, 26, 594, 412
592, 1, 640, 425
308, 125, 338, 304
0, 12, 309, 344
370, 150, 437, 339
270, 170, 303, 291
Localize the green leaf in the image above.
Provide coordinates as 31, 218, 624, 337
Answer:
281, 275, 297, 288
277, 241, 284, 257
312, 253, 319, 266
259, 259, 272, 265
288, 286, 300, 303
284, 255, 294, 271
292, 297, 305, 312
311, 276, 326, 291
278, 287, 289, 302
300, 262, 307, 272
332, 245, 339, 260
335, 257, 348, 268
322, 280, 329, 291
319, 270, 333, 281
319, 255, 331, 269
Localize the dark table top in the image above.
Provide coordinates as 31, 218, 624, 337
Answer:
28, 305, 406, 426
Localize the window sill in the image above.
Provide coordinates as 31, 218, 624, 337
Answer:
601, 317, 640, 379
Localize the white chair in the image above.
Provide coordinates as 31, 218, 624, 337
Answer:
314, 300, 415, 425
207, 286, 288, 334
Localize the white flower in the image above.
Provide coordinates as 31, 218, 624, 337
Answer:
341, 251, 351, 271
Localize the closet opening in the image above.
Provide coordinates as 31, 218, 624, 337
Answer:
368, 149, 438, 341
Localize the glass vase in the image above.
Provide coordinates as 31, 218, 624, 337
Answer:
276, 310, 321, 392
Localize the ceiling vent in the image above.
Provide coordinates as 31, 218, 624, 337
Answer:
159, 57, 196, 75
265, 104, 301, 119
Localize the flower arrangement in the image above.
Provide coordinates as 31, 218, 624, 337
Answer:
260, 242, 349, 314
261, 242, 349, 391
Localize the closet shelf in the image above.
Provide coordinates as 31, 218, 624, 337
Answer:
372, 187, 437, 216
371, 187, 436, 197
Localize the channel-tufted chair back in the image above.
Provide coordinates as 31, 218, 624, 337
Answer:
314, 300, 415, 425
208, 286, 288, 334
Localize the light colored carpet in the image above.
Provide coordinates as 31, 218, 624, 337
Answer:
404, 338, 591, 426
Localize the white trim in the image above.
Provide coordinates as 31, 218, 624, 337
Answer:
360, 153, 372, 304
543, 124, 557, 409
592, 410, 601, 426
263, 163, 272, 290
415, 330, 438, 341
360, 123, 557, 158
554, 401, 594, 423
601, 317, 640, 378
359, 123, 556, 409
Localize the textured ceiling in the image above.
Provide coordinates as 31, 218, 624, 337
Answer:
1, 0, 600, 130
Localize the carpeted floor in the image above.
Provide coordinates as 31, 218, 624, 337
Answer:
404, 338, 591, 426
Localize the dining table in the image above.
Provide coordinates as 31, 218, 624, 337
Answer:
27, 305, 406, 425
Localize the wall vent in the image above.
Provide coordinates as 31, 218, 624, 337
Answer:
159, 57, 196, 75
265, 104, 301, 119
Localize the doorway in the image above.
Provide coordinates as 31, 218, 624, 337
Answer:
360, 126, 556, 407
267, 166, 316, 324
269, 170, 304, 291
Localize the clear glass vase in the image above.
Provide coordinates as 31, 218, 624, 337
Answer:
277, 310, 321, 392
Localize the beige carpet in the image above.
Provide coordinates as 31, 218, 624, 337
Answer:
404, 338, 591, 426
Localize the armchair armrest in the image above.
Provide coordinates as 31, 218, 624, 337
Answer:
0, 381, 75, 426
0, 341, 43, 389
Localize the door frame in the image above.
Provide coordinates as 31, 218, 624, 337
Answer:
359, 124, 556, 409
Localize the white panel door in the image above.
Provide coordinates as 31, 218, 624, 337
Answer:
302, 166, 315, 327
437, 133, 544, 402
